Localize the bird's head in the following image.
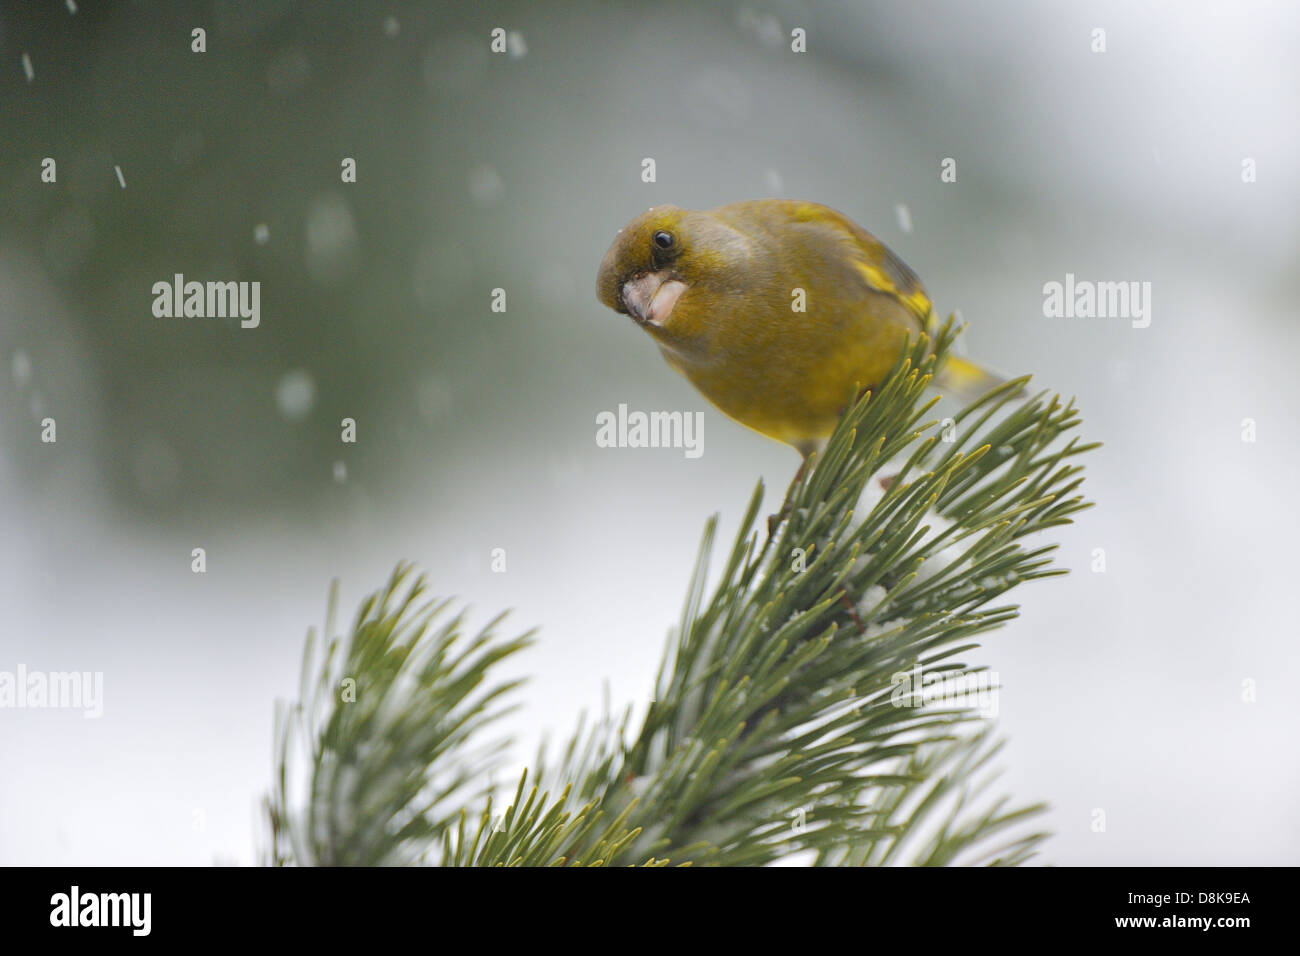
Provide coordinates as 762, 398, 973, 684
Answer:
596, 205, 752, 342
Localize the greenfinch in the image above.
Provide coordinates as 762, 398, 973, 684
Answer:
596, 200, 1001, 458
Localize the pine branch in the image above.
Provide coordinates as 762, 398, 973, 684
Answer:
572, 319, 1095, 865
264, 318, 1096, 866
264, 567, 534, 866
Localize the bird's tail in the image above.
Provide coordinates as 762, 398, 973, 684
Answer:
934, 354, 1023, 403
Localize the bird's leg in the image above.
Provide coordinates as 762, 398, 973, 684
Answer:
838, 589, 867, 634
767, 451, 813, 537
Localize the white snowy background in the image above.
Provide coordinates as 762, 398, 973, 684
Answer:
1, 0, 1297, 864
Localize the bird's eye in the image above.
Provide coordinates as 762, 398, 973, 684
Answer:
653, 230, 675, 251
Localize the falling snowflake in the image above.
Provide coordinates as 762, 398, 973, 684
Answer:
895, 202, 913, 234
468, 165, 504, 205
11, 350, 33, 389
275, 370, 316, 421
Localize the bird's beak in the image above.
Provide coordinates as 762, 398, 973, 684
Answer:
621, 272, 687, 327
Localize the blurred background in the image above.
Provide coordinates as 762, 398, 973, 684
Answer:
1, 0, 1297, 865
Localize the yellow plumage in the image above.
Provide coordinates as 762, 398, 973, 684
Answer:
596, 200, 1004, 457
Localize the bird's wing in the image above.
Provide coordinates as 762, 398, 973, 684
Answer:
752, 201, 936, 334
752, 202, 1015, 402
851, 241, 934, 332
828, 211, 936, 334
